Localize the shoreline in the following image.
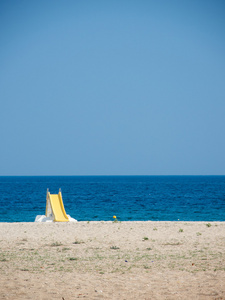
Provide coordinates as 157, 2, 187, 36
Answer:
1, 220, 225, 223
1, 221, 225, 299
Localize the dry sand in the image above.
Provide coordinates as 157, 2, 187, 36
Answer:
0, 221, 225, 299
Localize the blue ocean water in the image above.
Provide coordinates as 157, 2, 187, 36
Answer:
0, 176, 224, 222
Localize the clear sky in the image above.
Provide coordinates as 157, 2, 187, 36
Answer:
0, 0, 225, 176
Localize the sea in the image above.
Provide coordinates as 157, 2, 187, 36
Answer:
0, 176, 224, 222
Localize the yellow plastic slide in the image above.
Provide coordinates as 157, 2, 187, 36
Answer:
46, 189, 69, 222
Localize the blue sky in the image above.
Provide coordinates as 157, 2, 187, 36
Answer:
0, 0, 225, 175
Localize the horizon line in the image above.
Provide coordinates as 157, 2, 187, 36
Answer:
0, 174, 224, 177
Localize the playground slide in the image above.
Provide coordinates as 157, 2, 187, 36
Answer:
35, 189, 76, 223
48, 191, 69, 222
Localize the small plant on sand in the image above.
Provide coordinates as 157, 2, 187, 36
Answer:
163, 242, 181, 246
110, 246, 120, 250
179, 228, 184, 233
142, 237, 149, 241
0, 258, 7, 262
51, 242, 63, 247
206, 223, 212, 228
144, 265, 151, 269
73, 240, 84, 244
62, 247, 71, 251
196, 232, 202, 236
68, 257, 78, 261
153, 227, 157, 231
113, 215, 118, 223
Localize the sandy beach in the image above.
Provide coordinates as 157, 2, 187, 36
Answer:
0, 221, 225, 299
